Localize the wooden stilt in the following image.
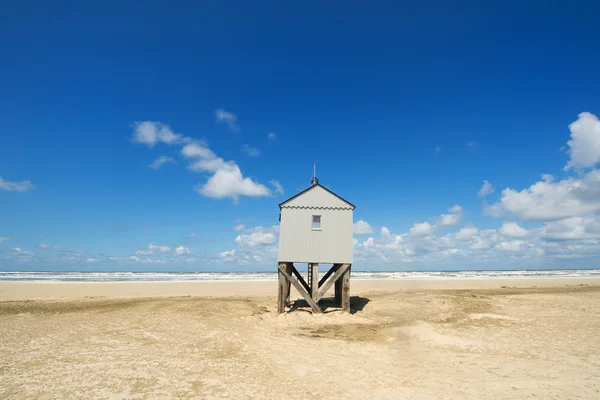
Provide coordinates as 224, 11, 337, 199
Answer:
314, 263, 349, 302
333, 264, 342, 305
285, 263, 292, 305
277, 264, 322, 313
310, 263, 319, 299
341, 265, 351, 312
277, 263, 287, 314
277, 262, 350, 314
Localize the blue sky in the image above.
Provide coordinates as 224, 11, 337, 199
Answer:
1, 1, 600, 271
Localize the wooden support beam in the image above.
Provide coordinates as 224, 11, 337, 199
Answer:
285, 263, 292, 305
291, 266, 310, 294
310, 263, 319, 299
314, 263, 350, 302
341, 264, 351, 312
277, 265, 286, 314
334, 267, 342, 306
318, 263, 337, 288
278, 265, 322, 314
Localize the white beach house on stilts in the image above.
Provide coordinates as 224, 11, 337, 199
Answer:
277, 170, 355, 313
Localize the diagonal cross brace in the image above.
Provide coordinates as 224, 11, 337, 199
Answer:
314, 264, 350, 302
278, 264, 322, 313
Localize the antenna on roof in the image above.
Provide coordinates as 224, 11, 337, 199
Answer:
310, 161, 319, 186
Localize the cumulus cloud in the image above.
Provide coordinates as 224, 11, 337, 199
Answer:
499, 222, 528, 238
449, 204, 463, 214
149, 156, 176, 170
495, 240, 526, 252
477, 180, 495, 197
182, 142, 271, 202
132, 120, 276, 203
174, 245, 192, 256
235, 226, 278, 247
541, 217, 600, 240
241, 144, 261, 157
485, 170, 600, 221
136, 243, 171, 255
438, 204, 463, 226
455, 227, 478, 241
353, 220, 374, 235
268, 132, 277, 140
0, 177, 35, 192
132, 121, 181, 147
409, 221, 435, 236
564, 112, 600, 170
439, 213, 460, 226
215, 108, 240, 132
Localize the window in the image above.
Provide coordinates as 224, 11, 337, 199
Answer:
312, 215, 321, 230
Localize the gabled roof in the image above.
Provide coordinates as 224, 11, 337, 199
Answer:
279, 183, 356, 210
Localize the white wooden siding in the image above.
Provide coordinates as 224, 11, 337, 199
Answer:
278, 207, 353, 264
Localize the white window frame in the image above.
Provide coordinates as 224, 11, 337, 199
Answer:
311, 215, 322, 230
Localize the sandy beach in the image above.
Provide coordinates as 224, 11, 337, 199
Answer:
1, 278, 600, 399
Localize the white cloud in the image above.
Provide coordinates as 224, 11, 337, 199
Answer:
477, 180, 495, 197
241, 144, 261, 157
270, 180, 284, 195
196, 167, 271, 202
495, 240, 526, 252
182, 142, 271, 202
234, 223, 245, 231
0, 237, 9, 242
455, 227, 478, 241
438, 205, 463, 227
499, 222, 528, 238
409, 221, 435, 236
467, 141, 478, 150
149, 244, 171, 253
215, 108, 240, 132
13, 247, 34, 256
564, 112, 600, 170
439, 213, 460, 226
449, 204, 463, 214
39, 243, 59, 249
149, 156, 176, 170
132, 121, 181, 147
235, 226, 278, 247
174, 245, 192, 256
541, 217, 600, 240
86, 258, 100, 263
0, 177, 35, 192
434, 145, 441, 154
5, 247, 37, 262
188, 232, 196, 239
136, 249, 153, 255
132, 122, 275, 203
268, 132, 277, 140
353, 220, 374, 235
128, 256, 166, 264
486, 170, 600, 221
136, 243, 171, 255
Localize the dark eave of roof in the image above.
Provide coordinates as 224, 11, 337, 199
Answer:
278, 183, 356, 210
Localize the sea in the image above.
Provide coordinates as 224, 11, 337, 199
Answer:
1, 269, 599, 282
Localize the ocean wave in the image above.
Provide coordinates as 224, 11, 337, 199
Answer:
1, 269, 599, 282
